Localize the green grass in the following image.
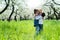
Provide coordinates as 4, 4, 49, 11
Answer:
0, 20, 60, 40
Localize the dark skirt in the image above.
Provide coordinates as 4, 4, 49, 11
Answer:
34, 19, 39, 27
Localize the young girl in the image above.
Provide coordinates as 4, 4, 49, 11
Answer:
38, 9, 45, 33
38, 9, 44, 31
34, 9, 39, 27
34, 9, 40, 35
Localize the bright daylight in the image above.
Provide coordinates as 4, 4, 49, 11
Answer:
0, 0, 60, 40
26, 0, 46, 9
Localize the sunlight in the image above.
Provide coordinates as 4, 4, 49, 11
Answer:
26, 0, 46, 9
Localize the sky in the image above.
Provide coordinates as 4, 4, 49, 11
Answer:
26, 0, 60, 9
26, 0, 47, 9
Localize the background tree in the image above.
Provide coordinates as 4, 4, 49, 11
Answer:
42, 0, 60, 20
0, 0, 10, 14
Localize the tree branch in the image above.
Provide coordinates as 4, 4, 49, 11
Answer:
0, 0, 10, 14
52, 0, 60, 5
8, 4, 14, 21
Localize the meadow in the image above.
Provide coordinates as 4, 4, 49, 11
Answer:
0, 20, 60, 40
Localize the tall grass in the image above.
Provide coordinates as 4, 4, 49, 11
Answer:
0, 20, 60, 40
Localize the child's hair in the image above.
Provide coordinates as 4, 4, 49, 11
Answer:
42, 13, 45, 17
39, 9, 45, 17
34, 9, 45, 17
34, 9, 38, 14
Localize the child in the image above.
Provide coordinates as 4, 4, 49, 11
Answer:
38, 9, 45, 32
34, 9, 40, 35
34, 9, 39, 27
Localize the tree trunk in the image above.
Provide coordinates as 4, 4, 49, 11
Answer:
0, 0, 10, 14
8, 4, 14, 21
14, 9, 18, 21
51, 5, 58, 20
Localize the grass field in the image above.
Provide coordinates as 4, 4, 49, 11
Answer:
0, 20, 60, 40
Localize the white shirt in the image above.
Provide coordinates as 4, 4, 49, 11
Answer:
34, 15, 43, 24
34, 15, 40, 20
39, 15, 43, 24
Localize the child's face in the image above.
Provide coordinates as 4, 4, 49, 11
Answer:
39, 9, 42, 15
40, 9, 42, 13
36, 10, 39, 14
36, 10, 39, 15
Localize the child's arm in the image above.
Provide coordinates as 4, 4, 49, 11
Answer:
42, 17, 44, 20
